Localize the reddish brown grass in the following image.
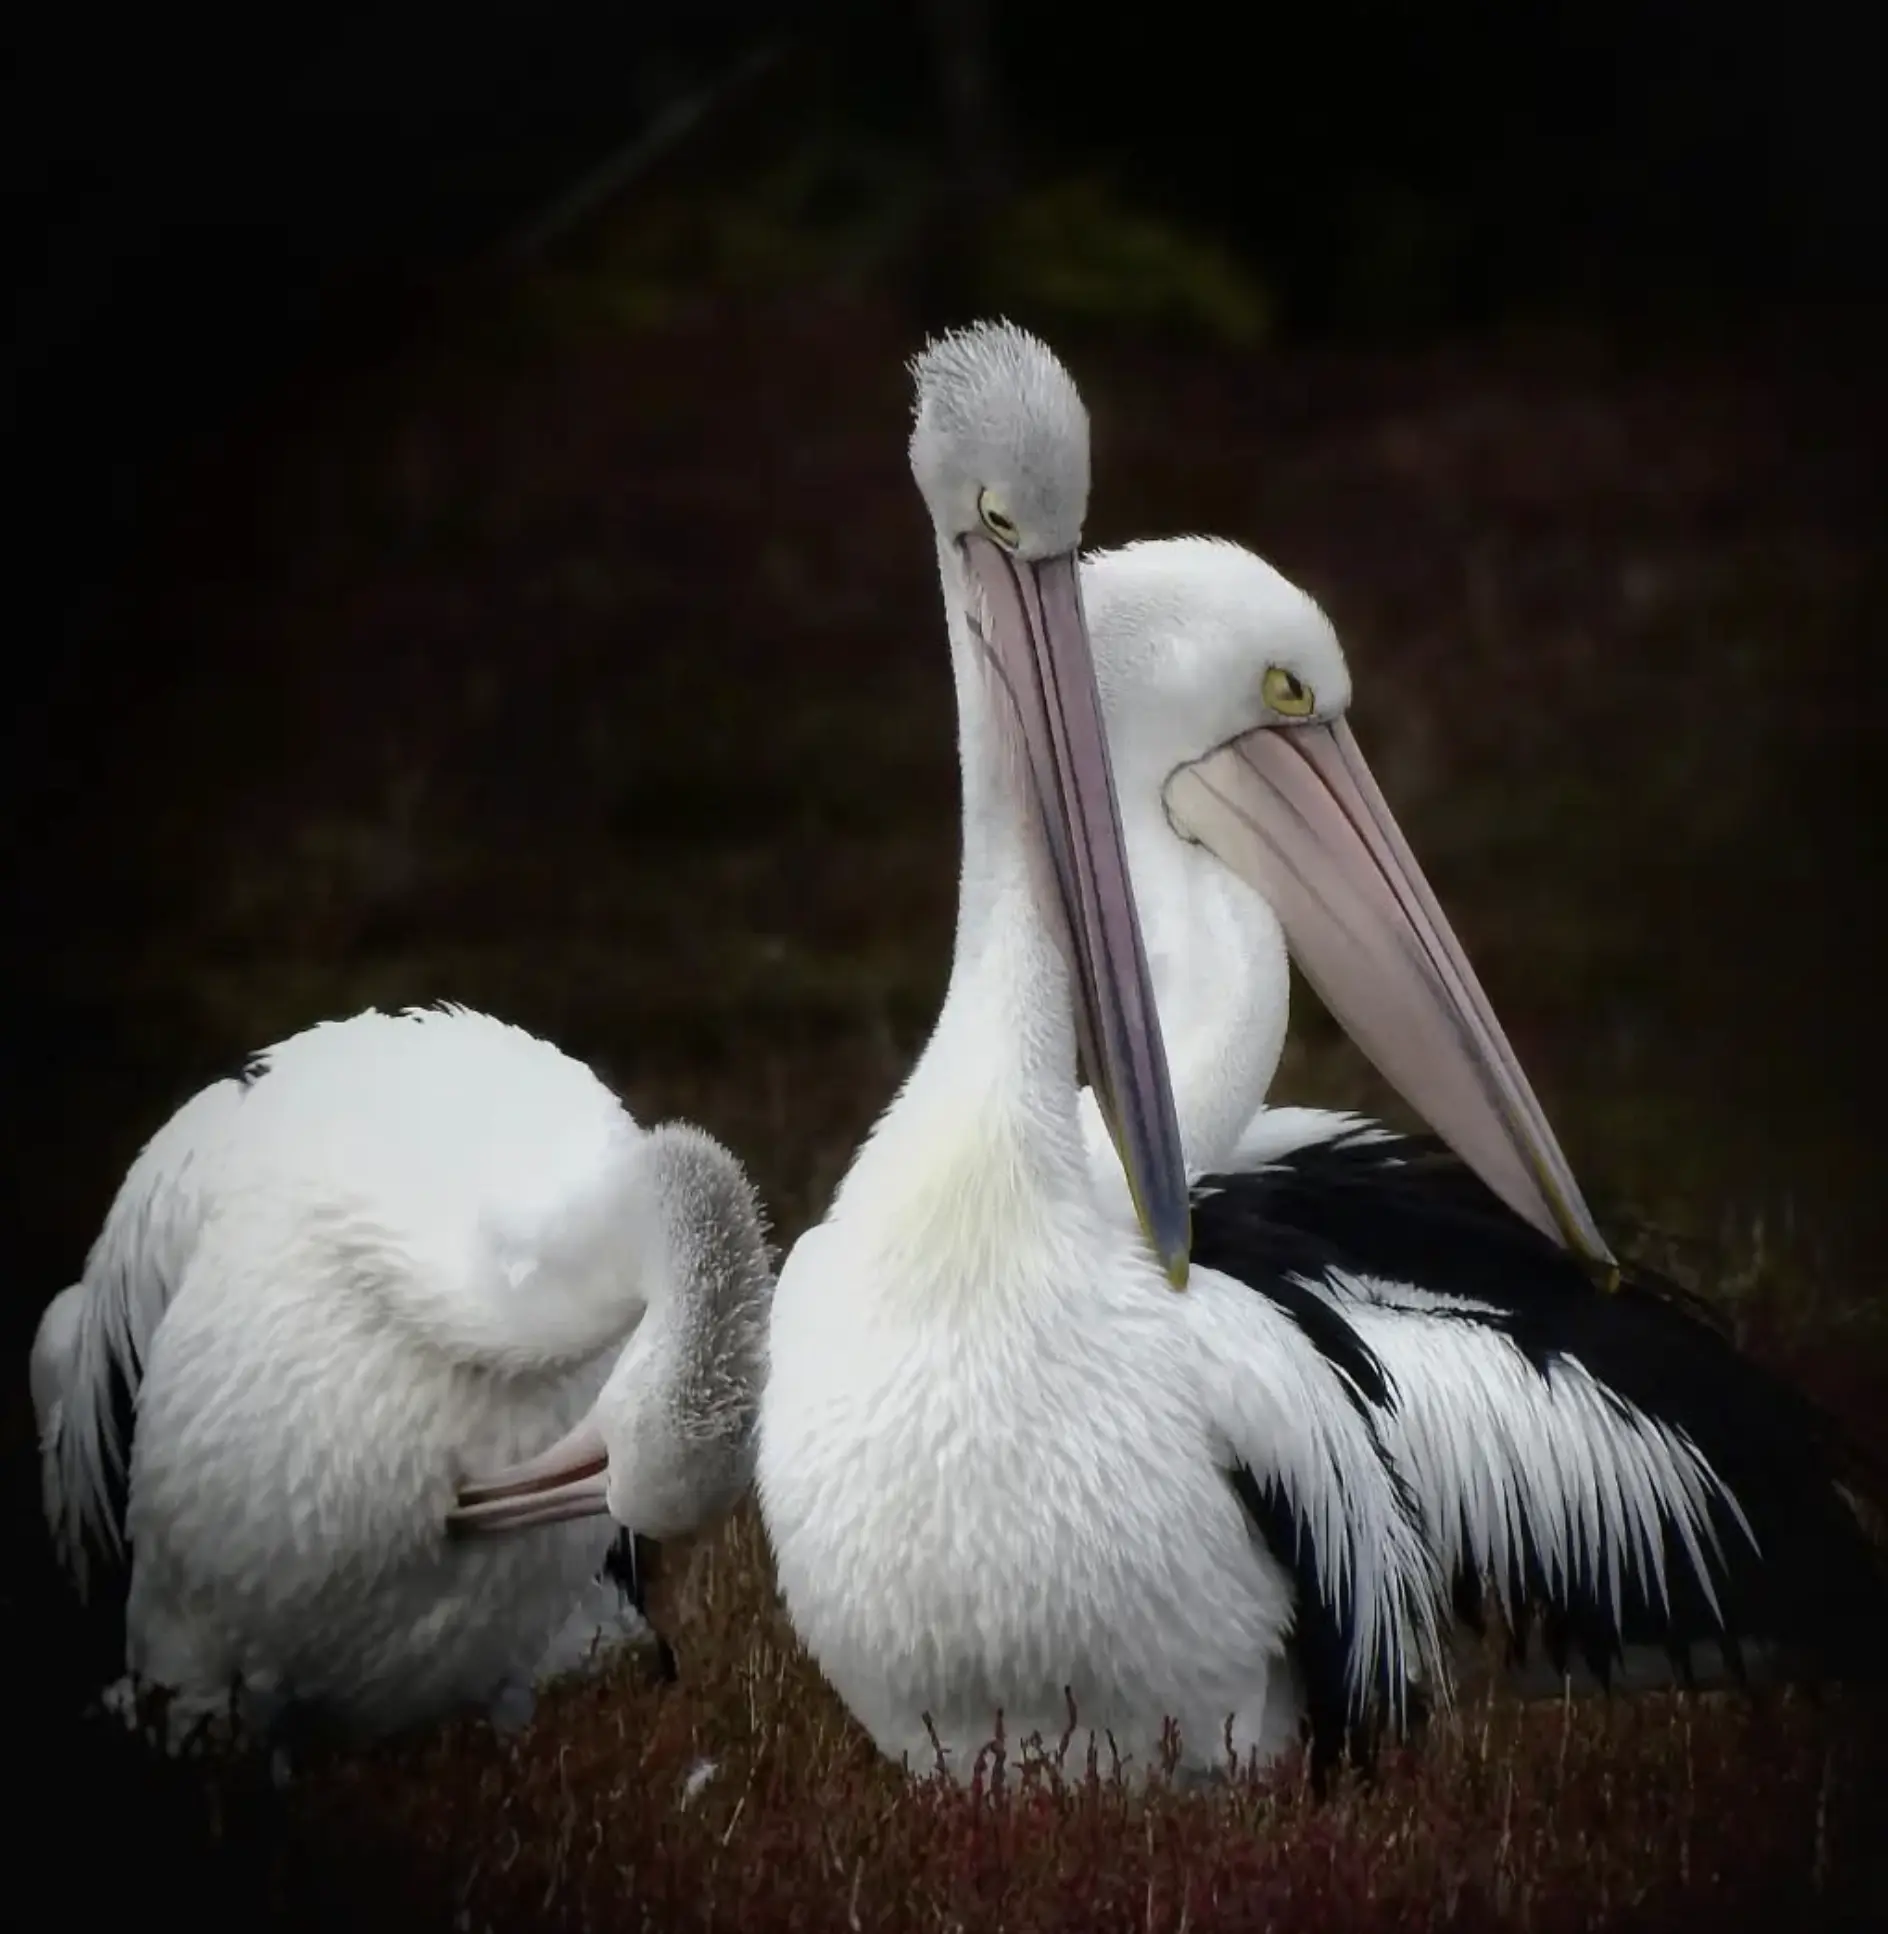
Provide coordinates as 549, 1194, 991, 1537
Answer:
64, 1504, 1888, 1932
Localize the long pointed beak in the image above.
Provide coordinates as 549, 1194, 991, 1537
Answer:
446, 1419, 611, 1535
965, 535, 1192, 1287
1165, 717, 1617, 1278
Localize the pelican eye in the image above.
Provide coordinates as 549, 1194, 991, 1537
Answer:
1262, 665, 1315, 717
977, 490, 1020, 550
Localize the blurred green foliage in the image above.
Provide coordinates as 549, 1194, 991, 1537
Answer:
523, 137, 1270, 347
981, 175, 1270, 346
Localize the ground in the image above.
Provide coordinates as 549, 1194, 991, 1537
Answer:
5, 285, 1884, 1930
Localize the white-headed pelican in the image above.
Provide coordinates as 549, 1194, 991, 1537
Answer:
1075, 533, 1886, 1688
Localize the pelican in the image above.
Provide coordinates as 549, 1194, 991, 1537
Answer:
488, 325, 1448, 1780
1072, 532, 1612, 1252
1073, 532, 1886, 1685
28, 1002, 772, 1748
753, 322, 1449, 1783
444, 1122, 774, 1674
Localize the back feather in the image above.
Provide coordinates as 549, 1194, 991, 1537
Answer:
41, 1074, 250, 1601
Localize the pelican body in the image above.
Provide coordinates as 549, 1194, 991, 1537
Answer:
29, 1004, 771, 1745
1075, 535, 1886, 1686
754, 326, 1445, 1784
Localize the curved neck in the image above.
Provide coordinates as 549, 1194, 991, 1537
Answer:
595, 1177, 769, 1535
615, 1219, 757, 1426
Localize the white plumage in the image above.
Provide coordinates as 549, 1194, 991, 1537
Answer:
1074, 533, 1884, 1684
30, 1002, 771, 1746
757, 324, 1446, 1787
1075, 537, 1332, 1193
36, 1072, 249, 1594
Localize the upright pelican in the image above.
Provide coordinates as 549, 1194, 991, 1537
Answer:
1075, 534, 1885, 1683
29, 1003, 771, 1746
756, 324, 1448, 1781
1076, 533, 1610, 1258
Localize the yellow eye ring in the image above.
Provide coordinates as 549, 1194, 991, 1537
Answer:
977, 489, 1019, 549
1262, 665, 1315, 717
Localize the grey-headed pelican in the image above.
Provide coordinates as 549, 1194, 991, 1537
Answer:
754, 326, 1446, 1782
30, 1003, 771, 1747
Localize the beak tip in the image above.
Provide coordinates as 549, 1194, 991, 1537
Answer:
1148, 1208, 1192, 1292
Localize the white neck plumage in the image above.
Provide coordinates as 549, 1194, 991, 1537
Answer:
828, 546, 1106, 1302
1111, 807, 1292, 1186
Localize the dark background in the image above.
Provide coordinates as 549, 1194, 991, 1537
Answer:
3, 6, 1885, 1922
7, 3, 1881, 687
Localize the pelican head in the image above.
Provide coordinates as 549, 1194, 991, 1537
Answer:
1084, 535, 1614, 1274
908, 322, 1191, 1284
447, 1123, 773, 1545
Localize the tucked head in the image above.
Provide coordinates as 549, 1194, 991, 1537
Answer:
1080, 534, 1615, 1275
446, 1123, 773, 1539
907, 321, 1191, 1289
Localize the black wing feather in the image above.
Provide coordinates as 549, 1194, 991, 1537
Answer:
1194, 1124, 1886, 1684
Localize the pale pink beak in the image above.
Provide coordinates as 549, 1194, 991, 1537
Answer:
447, 1419, 611, 1535
966, 534, 1192, 1287
1165, 717, 1618, 1277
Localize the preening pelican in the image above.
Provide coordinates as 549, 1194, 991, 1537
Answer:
29, 1003, 771, 1746
750, 324, 1448, 1784
446, 1121, 774, 1676
1076, 533, 1886, 1684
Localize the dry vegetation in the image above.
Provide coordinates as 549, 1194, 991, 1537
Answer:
75, 1506, 1887, 1934
8, 285, 1885, 1929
